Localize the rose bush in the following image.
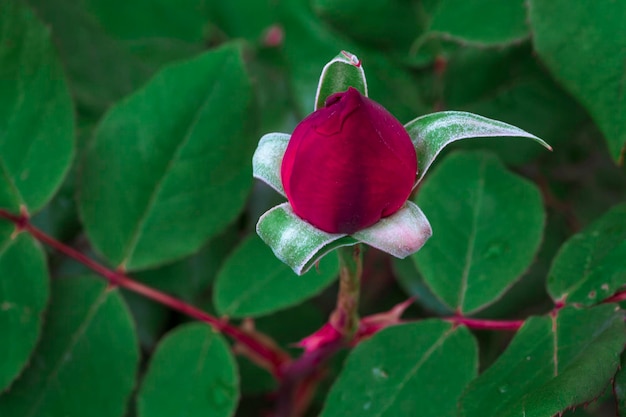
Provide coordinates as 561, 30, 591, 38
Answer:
281, 87, 417, 234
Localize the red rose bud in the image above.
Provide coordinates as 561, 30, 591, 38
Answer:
281, 87, 417, 234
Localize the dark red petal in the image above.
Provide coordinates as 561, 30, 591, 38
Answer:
281, 87, 417, 234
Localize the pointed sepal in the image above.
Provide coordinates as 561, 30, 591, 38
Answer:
315, 50, 368, 110
256, 203, 358, 275
352, 201, 432, 259
252, 132, 290, 196
404, 111, 552, 184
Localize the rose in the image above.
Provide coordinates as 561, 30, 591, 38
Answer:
281, 87, 417, 234
253, 51, 547, 275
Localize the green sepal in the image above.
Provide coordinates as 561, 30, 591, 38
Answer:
315, 50, 368, 110
252, 132, 289, 196
256, 203, 357, 275
353, 201, 432, 259
405, 111, 551, 184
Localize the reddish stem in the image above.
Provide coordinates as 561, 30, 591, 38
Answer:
447, 316, 524, 331
0, 209, 290, 377
604, 290, 626, 304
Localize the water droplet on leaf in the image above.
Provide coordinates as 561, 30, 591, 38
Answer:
372, 367, 389, 380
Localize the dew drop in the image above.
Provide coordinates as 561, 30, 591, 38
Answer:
498, 385, 508, 394
372, 367, 389, 380
363, 401, 372, 410
208, 380, 235, 409
526, 356, 532, 361
484, 243, 506, 259
601, 283, 610, 291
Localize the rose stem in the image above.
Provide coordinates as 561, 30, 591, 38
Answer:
332, 244, 363, 338
0, 208, 290, 378
446, 316, 524, 331
273, 244, 364, 417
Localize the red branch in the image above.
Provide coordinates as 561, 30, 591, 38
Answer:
446, 316, 524, 331
603, 290, 626, 304
0, 208, 290, 378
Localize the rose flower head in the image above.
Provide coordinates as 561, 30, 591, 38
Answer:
281, 87, 417, 234
253, 51, 549, 275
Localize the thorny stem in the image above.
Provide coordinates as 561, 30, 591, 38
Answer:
0, 208, 290, 378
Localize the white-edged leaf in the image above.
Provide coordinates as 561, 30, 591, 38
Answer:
256, 203, 357, 275
252, 132, 289, 196
353, 201, 432, 259
405, 111, 551, 183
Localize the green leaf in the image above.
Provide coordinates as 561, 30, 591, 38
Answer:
0, 277, 139, 417
252, 132, 290, 197
320, 320, 478, 417
615, 352, 626, 417
0, 229, 49, 391
25, 0, 151, 112
547, 203, 626, 305
279, 0, 427, 120
413, 151, 545, 314
461, 305, 626, 417
78, 44, 256, 271
214, 234, 339, 318
82, 0, 209, 43
256, 203, 357, 275
393, 257, 453, 315
427, 0, 529, 46
441, 45, 587, 166
137, 323, 238, 417
314, 50, 368, 110
404, 111, 551, 184
313, 0, 421, 49
0, 0, 74, 214
528, 0, 626, 163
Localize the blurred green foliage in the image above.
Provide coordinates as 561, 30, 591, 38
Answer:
1, 0, 626, 416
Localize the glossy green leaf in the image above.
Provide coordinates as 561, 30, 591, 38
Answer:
615, 352, 626, 416
405, 111, 550, 184
313, 0, 421, 49
0, 0, 74, 214
78, 44, 255, 271
427, 0, 529, 46
393, 257, 453, 315
547, 203, 626, 305
279, 0, 426, 120
0, 229, 48, 391
461, 305, 626, 417
256, 202, 357, 275
25, 0, 151, 112
252, 132, 290, 197
413, 151, 545, 314
137, 323, 238, 417
442, 45, 587, 165
314, 50, 368, 110
0, 277, 139, 417
214, 234, 339, 318
528, 0, 626, 163
321, 320, 478, 417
